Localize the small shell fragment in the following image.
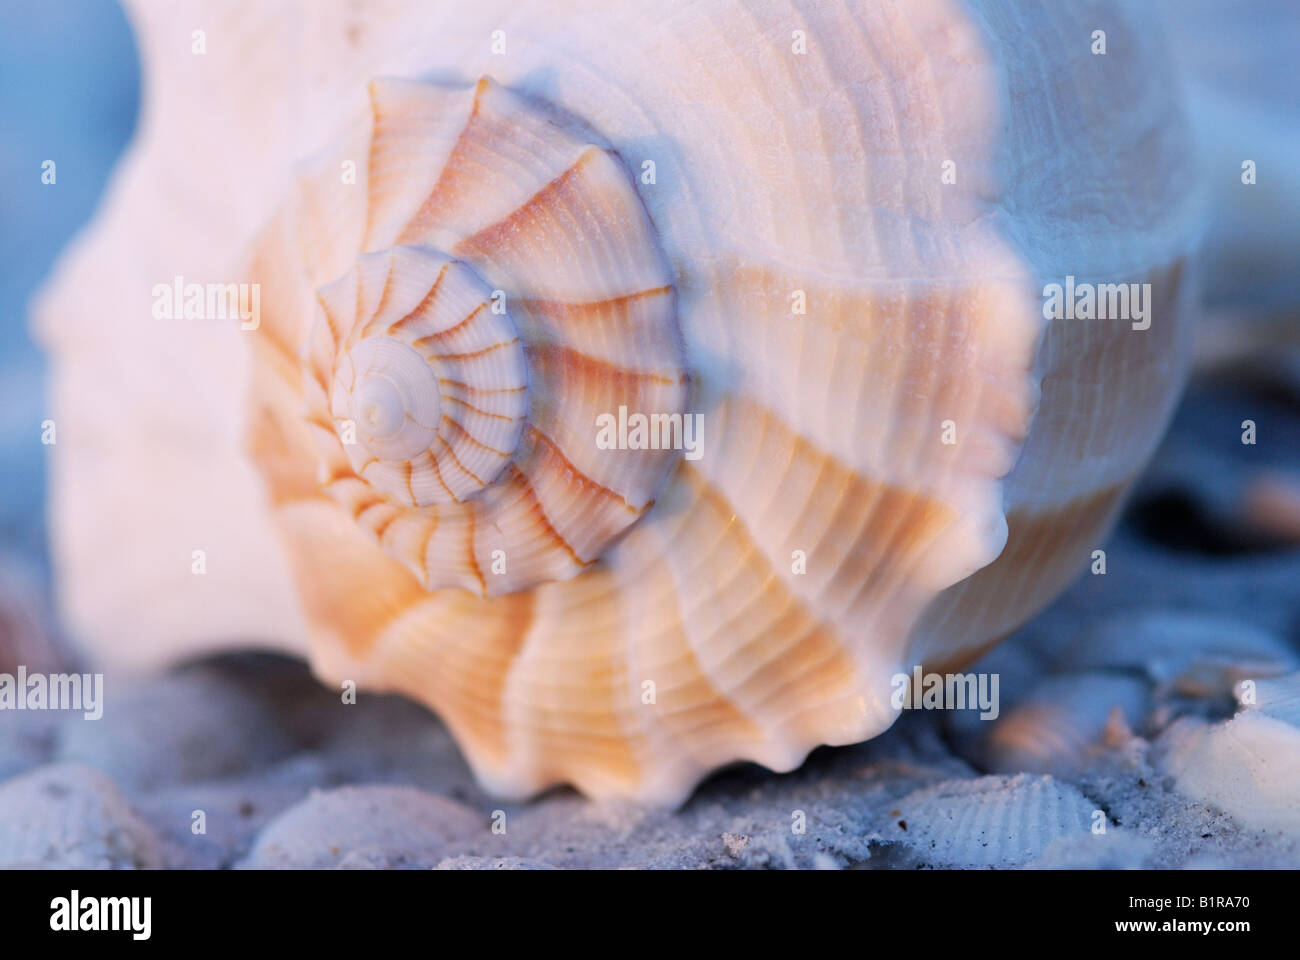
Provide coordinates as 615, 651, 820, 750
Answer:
0, 764, 160, 869
891, 774, 1102, 868
1156, 710, 1300, 836
239, 785, 482, 869
968, 673, 1150, 778
1063, 612, 1296, 697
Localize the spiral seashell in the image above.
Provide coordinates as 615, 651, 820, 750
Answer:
267, 77, 689, 597
37, 0, 1202, 802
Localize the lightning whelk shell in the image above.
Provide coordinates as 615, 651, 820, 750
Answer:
36, 1, 1201, 802
258, 77, 688, 597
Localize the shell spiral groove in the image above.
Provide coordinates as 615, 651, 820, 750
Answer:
288, 78, 689, 597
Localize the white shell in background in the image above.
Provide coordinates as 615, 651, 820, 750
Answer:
1061, 612, 1295, 697
239, 785, 481, 869
1156, 685, 1300, 837
967, 673, 1149, 777
1247, 672, 1300, 727
0, 764, 160, 869
1148, 0, 1300, 309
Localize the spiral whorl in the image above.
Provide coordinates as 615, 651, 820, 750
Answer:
293, 78, 688, 597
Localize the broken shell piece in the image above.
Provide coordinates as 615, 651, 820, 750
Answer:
0, 764, 160, 869
0, 556, 62, 675
1031, 830, 1157, 870
968, 674, 1149, 777
1156, 710, 1300, 836
1242, 472, 1300, 545
1149, 0, 1300, 309
891, 774, 1103, 868
1063, 612, 1295, 698
239, 785, 481, 869
1241, 671, 1300, 728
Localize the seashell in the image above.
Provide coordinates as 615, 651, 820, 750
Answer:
1242, 471, 1300, 545
0, 708, 58, 783
35, 1, 1201, 802
961, 673, 1149, 777
1152, 673, 1300, 837
1148, 0, 1300, 311
889, 774, 1103, 869
258, 77, 688, 597
1031, 830, 1157, 870
1155, 689, 1300, 836
56, 669, 296, 790
0, 764, 161, 869
0, 554, 63, 675
1061, 612, 1296, 698
239, 785, 481, 869
1246, 672, 1300, 728
436, 856, 557, 871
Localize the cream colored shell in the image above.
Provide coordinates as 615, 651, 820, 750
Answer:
35, 0, 1201, 803
278, 77, 688, 596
